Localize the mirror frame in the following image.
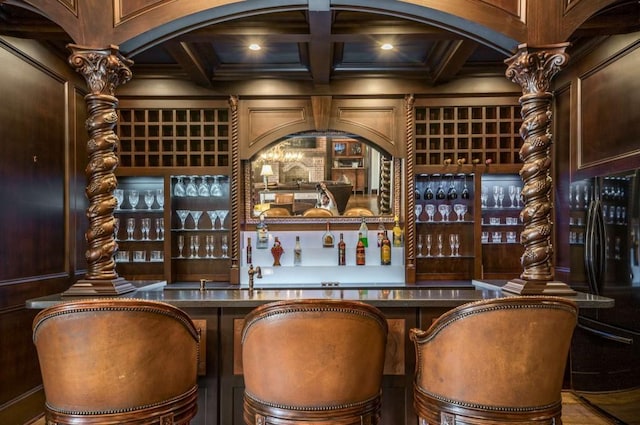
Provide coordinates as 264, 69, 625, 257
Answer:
243, 151, 402, 224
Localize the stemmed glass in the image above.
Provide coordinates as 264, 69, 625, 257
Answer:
113, 217, 120, 240
435, 177, 446, 200
144, 190, 155, 210
447, 175, 457, 200
206, 210, 218, 230
174, 176, 186, 197
155, 218, 164, 240
190, 235, 200, 258
210, 175, 223, 197
128, 190, 140, 210
177, 235, 185, 258
425, 234, 432, 257
156, 189, 164, 209
438, 204, 451, 222
437, 234, 444, 257
425, 204, 436, 222
176, 210, 190, 229
217, 210, 229, 230
185, 176, 198, 197
453, 204, 464, 221
417, 234, 423, 257
221, 235, 229, 258
126, 218, 135, 240
204, 235, 213, 258
454, 234, 460, 256
516, 186, 523, 207
509, 185, 516, 207
114, 189, 124, 210
481, 186, 488, 208
141, 218, 150, 240
189, 210, 203, 230
461, 174, 470, 200
415, 204, 423, 221
197, 176, 210, 197
492, 186, 500, 208
449, 234, 456, 257
497, 186, 505, 208
423, 175, 434, 200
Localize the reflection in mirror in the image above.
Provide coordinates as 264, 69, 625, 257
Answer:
248, 131, 393, 219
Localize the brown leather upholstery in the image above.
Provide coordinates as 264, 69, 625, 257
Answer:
32, 298, 200, 424
241, 299, 388, 424
302, 207, 333, 217
410, 296, 578, 424
264, 206, 291, 216
343, 207, 374, 216
274, 193, 294, 204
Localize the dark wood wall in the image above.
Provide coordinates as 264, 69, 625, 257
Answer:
0, 36, 87, 425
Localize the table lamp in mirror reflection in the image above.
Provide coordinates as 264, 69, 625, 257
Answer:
261, 164, 274, 191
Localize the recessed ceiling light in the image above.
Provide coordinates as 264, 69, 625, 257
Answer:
249, 43, 261, 51
380, 43, 394, 50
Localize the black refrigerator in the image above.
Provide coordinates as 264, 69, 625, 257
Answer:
569, 170, 640, 424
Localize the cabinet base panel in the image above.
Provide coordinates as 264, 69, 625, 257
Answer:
503, 278, 577, 295
62, 277, 137, 296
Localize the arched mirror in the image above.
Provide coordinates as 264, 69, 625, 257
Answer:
244, 131, 398, 221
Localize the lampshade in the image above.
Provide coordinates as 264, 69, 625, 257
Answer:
260, 164, 274, 177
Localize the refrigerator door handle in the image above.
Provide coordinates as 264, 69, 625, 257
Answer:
584, 199, 599, 295
577, 323, 634, 345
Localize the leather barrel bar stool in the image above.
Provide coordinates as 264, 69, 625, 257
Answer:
32, 298, 200, 424
410, 296, 578, 425
241, 299, 388, 425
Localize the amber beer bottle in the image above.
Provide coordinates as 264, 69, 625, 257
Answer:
338, 233, 346, 265
380, 231, 391, 265
356, 232, 366, 265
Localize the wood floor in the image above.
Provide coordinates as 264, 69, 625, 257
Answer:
30, 391, 616, 425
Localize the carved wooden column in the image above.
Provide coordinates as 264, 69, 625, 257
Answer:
229, 95, 240, 284
64, 44, 136, 296
403, 94, 416, 283
503, 43, 575, 295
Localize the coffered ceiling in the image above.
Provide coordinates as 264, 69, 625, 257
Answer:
0, 2, 638, 89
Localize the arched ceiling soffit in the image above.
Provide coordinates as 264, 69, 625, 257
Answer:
560, 0, 640, 40
20, 0, 523, 54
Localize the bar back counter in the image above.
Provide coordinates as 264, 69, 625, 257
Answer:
27, 281, 612, 425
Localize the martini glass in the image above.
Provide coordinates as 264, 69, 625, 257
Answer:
206, 210, 218, 230
217, 210, 229, 230
176, 210, 190, 229
189, 210, 203, 230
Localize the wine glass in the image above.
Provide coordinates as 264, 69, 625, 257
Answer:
509, 185, 516, 207
449, 234, 456, 257
461, 174, 470, 200
435, 177, 446, 200
221, 235, 229, 258
197, 175, 210, 197
191, 235, 200, 258
189, 210, 203, 230
113, 217, 120, 240
481, 186, 488, 208
114, 189, 124, 210
173, 175, 186, 197
155, 218, 164, 240
210, 175, 223, 197
177, 235, 185, 258
437, 234, 444, 257
417, 234, 423, 257
423, 175, 434, 200
415, 204, 423, 221
425, 204, 436, 222
156, 189, 164, 209
438, 204, 450, 222
498, 186, 505, 208
126, 218, 136, 240
185, 176, 198, 197
516, 186, 523, 207
141, 218, 150, 240
454, 234, 460, 256
217, 210, 229, 230
128, 189, 139, 210
447, 175, 457, 200
176, 210, 190, 229
453, 204, 464, 221
492, 186, 500, 208
144, 190, 155, 210
425, 234, 432, 257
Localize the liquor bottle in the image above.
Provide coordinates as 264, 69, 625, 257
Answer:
338, 233, 346, 265
256, 214, 269, 249
356, 233, 366, 265
246, 237, 252, 264
323, 221, 335, 248
392, 215, 403, 247
358, 217, 369, 247
381, 230, 391, 265
293, 235, 302, 266
271, 236, 283, 266
376, 218, 385, 247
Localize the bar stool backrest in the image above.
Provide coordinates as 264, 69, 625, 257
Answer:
241, 299, 388, 425
410, 296, 578, 424
32, 298, 200, 424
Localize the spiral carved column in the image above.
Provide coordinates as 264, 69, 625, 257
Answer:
502, 43, 575, 295
229, 95, 240, 284
65, 44, 135, 296
404, 94, 416, 281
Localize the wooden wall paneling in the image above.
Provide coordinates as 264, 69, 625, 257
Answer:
554, 84, 572, 283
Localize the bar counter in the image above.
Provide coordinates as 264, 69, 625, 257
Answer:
26, 281, 613, 425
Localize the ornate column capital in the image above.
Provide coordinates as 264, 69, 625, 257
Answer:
505, 43, 569, 96
68, 44, 133, 96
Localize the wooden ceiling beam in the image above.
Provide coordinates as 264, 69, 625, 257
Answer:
164, 41, 212, 88
428, 39, 478, 85
307, 1, 333, 85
